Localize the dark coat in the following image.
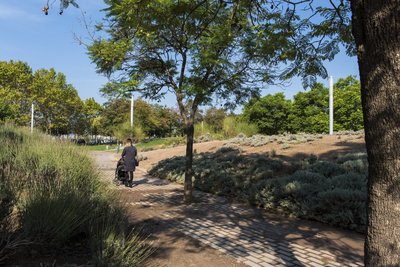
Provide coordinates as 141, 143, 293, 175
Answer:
121, 145, 137, 172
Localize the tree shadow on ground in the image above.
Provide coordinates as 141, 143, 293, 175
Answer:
113, 144, 367, 266
128, 185, 364, 266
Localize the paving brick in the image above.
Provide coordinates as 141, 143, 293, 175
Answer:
293, 255, 310, 263
325, 261, 343, 267
243, 260, 261, 267
308, 262, 325, 267
308, 257, 326, 265
98, 158, 364, 267
260, 256, 279, 264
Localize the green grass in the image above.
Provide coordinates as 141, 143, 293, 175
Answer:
83, 144, 117, 151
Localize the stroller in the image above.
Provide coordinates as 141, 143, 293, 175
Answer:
115, 158, 128, 186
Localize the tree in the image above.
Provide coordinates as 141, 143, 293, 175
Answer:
152, 105, 182, 137
41, 0, 79, 15
350, 1, 400, 265
288, 83, 329, 133
334, 76, 363, 131
242, 93, 292, 135
31, 68, 84, 135
0, 61, 33, 125
100, 99, 130, 136
83, 97, 104, 136
88, 0, 292, 202
204, 107, 226, 133
69, 0, 400, 263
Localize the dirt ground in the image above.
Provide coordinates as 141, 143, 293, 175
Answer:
139, 134, 366, 171
103, 133, 366, 267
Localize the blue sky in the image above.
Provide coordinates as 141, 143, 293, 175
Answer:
0, 1, 360, 108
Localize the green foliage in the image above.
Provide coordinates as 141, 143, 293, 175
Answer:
255, 157, 367, 232
241, 76, 363, 134
204, 108, 226, 133
0, 60, 100, 136
333, 76, 363, 131
89, 208, 154, 267
0, 61, 33, 125
242, 93, 292, 135
100, 98, 181, 139
149, 147, 285, 202
83, 97, 104, 136
194, 116, 258, 140
288, 83, 329, 133
31, 68, 85, 134
150, 148, 368, 232
0, 127, 153, 265
223, 116, 258, 138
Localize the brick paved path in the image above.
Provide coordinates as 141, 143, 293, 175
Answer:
93, 151, 364, 267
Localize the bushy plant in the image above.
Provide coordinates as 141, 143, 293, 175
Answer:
149, 148, 284, 200
254, 161, 367, 231
150, 149, 368, 232
0, 126, 153, 265
223, 117, 258, 138
89, 207, 154, 267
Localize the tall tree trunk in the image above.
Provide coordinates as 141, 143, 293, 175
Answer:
351, 1, 400, 265
184, 120, 194, 203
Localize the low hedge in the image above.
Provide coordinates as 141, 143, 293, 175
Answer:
149, 147, 367, 232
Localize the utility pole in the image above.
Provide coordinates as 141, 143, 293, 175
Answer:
329, 76, 334, 135
130, 93, 134, 129
30, 103, 34, 133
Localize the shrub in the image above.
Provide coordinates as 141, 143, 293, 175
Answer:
149, 148, 284, 201
223, 117, 258, 138
254, 169, 367, 231
0, 127, 153, 265
309, 161, 346, 177
89, 207, 154, 267
150, 149, 368, 232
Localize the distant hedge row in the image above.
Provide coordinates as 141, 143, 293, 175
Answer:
149, 148, 367, 232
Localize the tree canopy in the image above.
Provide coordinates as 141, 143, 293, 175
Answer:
242, 76, 363, 134
0, 60, 89, 135
88, 0, 349, 201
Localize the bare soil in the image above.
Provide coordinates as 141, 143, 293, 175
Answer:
139, 134, 366, 171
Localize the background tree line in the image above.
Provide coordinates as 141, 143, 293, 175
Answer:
241, 76, 363, 134
0, 60, 182, 139
0, 60, 362, 139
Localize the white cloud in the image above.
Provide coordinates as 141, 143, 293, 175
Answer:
0, 3, 42, 21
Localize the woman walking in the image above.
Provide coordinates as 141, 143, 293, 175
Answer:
121, 138, 137, 187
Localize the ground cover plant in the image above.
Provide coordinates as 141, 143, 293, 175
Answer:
149, 146, 367, 232
225, 130, 363, 147
0, 126, 153, 266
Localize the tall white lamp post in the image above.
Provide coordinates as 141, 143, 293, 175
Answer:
329, 76, 334, 135
30, 103, 35, 133
130, 93, 134, 129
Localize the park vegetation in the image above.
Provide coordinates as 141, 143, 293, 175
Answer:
0, 126, 153, 266
1, 59, 362, 144
44, 0, 400, 265
149, 146, 368, 233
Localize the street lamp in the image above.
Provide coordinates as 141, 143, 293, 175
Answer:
329, 76, 334, 135
130, 92, 134, 129
30, 102, 35, 133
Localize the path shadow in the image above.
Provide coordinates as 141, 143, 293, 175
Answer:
130, 186, 363, 266
95, 149, 365, 266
